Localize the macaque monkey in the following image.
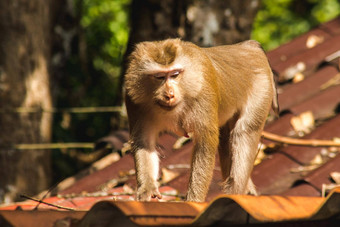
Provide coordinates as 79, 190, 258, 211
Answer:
124, 38, 278, 202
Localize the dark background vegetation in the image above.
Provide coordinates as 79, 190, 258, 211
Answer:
0, 0, 339, 203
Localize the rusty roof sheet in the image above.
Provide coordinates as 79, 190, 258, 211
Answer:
282, 154, 340, 197
277, 65, 338, 111
266, 18, 340, 67
1, 16, 340, 227
267, 17, 340, 80
1, 187, 340, 226
273, 34, 340, 80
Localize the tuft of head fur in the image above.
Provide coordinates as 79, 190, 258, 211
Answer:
129, 39, 182, 68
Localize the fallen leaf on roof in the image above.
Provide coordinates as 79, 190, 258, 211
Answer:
330, 172, 340, 184
281, 61, 306, 82
254, 143, 267, 165
290, 153, 326, 173
306, 34, 324, 48
99, 176, 129, 191
161, 167, 180, 184
310, 153, 324, 165
292, 72, 305, 83
290, 111, 315, 135
119, 169, 135, 178
173, 136, 191, 150
322, 183, 340, 197
290, 165, 319, 173
121, 141, 132, 155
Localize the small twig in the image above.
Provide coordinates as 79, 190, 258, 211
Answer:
0, 106, 122, 114
59, 191, 135, 199
20, 194, 76, 211
34, 178, 66, 210
262, 131, 340, 147
320, 73, 340, 90
14, 143, 94, 150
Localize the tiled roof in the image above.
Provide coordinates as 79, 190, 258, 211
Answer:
1, 16, 340, 226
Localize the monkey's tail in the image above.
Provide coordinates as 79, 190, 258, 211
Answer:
271, 72, 280, 117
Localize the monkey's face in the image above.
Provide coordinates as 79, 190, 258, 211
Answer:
151, 69, 183, 111
125, 66, 184, 111
124, 39, 204, 111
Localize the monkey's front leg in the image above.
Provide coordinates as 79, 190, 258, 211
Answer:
134, 147, 162, 201
186, 129, 219, 202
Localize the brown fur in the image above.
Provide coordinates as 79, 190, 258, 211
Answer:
124, 39, 277, 202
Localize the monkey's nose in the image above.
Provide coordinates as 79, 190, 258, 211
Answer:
165, 88, 175, 99
165, 92, 174, 100
164, 92, 176, 105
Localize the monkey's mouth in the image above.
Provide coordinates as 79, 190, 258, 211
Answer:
156, 101, 178, 111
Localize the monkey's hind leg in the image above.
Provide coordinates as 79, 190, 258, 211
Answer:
221, 118, 262, 195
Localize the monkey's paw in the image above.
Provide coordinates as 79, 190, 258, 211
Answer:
136, 185, 162, 201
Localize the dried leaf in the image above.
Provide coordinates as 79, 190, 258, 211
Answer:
99, 176, 129, 191
322, 183, 339, 197
291, 153, 325, 173
173, 136, 191, 150
281, 62, 305, 82
123, 184, 134, 194
290, 111, 315, 135
320, 146, 339, 158
292, 72, 305, 83
254, 143, 267, 166
290, 165, 319, 173
119, 169, 135, 177
254, 149, 266, 166
309, 154, 323, 165
330, 172, 340, 184
161, 168, 180, 184
306, 35, 324, 48
121, 141, 132, 155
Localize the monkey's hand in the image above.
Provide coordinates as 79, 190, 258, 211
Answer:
136, 184, 162, 201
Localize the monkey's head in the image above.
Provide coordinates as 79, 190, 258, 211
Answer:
125, 39, 205, 112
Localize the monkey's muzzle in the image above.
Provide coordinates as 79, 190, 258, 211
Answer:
156, 100, 178, 111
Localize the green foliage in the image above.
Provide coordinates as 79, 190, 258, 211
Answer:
52, 0, 130, 181
80, 0, 130, 80
54, 0, 130, 141
252, 0, 340, 50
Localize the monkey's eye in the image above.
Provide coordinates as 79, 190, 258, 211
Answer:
169, 70, 181, 78
153, 72, 166, 80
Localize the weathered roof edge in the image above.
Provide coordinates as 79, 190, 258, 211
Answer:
70, 187, 340, 226
193, 187, 340, 225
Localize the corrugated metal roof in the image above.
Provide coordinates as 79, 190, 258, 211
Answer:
1, 187, 340, 226
1, 16, 340, 227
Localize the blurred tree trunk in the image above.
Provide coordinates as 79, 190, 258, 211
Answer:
0, 0, 53, 203
125, 0, 260, 51
187, 0, 260, 46
120, 0, 260, 96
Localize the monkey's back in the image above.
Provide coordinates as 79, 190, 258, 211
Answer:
201, 40, 275, 126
